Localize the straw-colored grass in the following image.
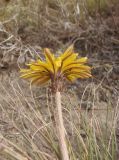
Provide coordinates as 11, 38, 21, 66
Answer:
0, 0, 118, 159
0, 79, 118, 160
0, 0, 118, 42
0, 0, 118, 52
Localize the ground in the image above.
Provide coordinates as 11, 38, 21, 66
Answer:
0, 1, 119, 159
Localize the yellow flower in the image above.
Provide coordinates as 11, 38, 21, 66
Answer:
20, 45, 92, 90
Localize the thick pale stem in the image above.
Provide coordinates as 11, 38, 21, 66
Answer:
55, 91, 69, 160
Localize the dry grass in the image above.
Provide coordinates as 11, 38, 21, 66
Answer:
0, 0, 119, 48
0, 0, 119, 159
0, 78, 118, 160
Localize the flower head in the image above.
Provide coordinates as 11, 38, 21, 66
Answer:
20, 45, 92, 91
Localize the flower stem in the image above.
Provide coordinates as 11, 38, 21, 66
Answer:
55, 91, 69, 160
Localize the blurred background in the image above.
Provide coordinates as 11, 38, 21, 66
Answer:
0, 0, 119, 159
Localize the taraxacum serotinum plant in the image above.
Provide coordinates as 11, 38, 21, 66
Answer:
20, 45, 92, 160
20, 45, 91, 91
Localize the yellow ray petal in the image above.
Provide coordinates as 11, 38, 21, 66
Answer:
30, 64, 48, 72
61, 57, 88, 73
60, 45, 74, 61
62, 64, 91, 73
30, 60, 50, 72
67, 72, 92, 79
64, 70, 91, 77
20, 70, 49, 79
66, 75, 77, 82
31, 76, 50, 85
62, 53, 78, 68
44, 48, 56, 73
76, 57, 88, 63
65, 66, 91, 73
